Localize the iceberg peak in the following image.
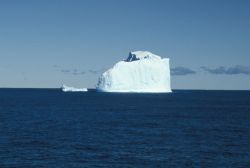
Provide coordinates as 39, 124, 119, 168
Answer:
126, 51, 161, 62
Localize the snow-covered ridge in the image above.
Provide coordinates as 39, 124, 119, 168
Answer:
96, 51, 171, 93
62, 85, 88, 92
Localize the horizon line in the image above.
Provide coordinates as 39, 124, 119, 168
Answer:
0, 87, 249, 91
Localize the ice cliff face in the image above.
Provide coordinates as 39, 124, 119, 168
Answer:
96, 51, 171, 93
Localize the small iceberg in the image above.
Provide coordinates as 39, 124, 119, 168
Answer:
61, 85, 88, 92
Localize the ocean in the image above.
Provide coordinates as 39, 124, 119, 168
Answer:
0, 89, 249, 167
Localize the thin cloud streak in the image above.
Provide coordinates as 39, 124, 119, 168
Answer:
201, 65, 250, 75
54, 65, 107, 76
171, 67, 196, 76
60, 69, 86, 75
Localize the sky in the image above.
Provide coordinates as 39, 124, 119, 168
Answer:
0, 0, 250, 89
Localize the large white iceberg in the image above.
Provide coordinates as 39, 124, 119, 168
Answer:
96, 51, 171, 93
62, 84, 88, 92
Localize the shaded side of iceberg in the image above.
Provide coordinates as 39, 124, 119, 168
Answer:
96, 51, 171, 93
62, 85, 88, 92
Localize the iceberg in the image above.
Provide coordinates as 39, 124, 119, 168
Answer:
62, 85, 88, 92
96, 51, 171, 93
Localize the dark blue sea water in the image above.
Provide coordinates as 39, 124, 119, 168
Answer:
0, 89, 250, 168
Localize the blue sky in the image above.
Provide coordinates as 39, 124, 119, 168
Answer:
0, 0, 250, 89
